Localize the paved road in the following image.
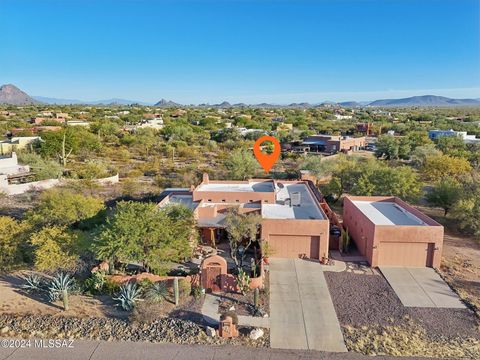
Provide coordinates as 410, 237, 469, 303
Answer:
269, 258, 347, 352
380, 267, 465, 308
0, 339, 439, 360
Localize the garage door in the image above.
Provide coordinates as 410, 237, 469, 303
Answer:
378, 242, 433, 267
268, 235, 320, 259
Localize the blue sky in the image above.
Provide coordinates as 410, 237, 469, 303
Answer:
1, 0, 479, 104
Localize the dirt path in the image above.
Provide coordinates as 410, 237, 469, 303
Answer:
0, 271, 126, 319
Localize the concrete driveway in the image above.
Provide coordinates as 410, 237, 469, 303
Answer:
380, 267, 465, 308
269, 258, 347, 352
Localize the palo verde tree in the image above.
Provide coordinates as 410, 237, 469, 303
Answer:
224, 207, 262, 269
94, 202, 195, 274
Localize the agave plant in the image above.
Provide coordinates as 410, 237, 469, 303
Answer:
22, 274, 45, 293
48, 272, 75, 311
145, 281, 168, 303
114, 282, 142, 311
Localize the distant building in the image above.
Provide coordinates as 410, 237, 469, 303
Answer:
0, 152, 29, 176
0, 136, 42, 155
30, 117, 65, 125
334, 114, 353, 120
276, 123, 293, 131
301, 134, 366, 153
428, 129, 480, 144
136, 118, 164, 130
10, 126, 62, 135
66, 120, 90, 127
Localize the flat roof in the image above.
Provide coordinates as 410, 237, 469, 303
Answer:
351, 200, 427, 226
196, 181, 274, 193
262, 183, 324, 220
163, 194, 199, 211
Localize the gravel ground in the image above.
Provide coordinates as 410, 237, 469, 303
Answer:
324, 271, 480, 340
0, 314, 269, 347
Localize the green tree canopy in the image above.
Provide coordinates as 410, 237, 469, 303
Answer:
94, 202, 195, 274
0, 216, 29, 270
30, 225, 80, 272
26, 188, 105, 227
225, 148, 259, 180
426, 178, 462, 216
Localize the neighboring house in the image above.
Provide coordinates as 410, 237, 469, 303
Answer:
236, 127, 266, 137
0, 152, 30, 176
0, 136, 41, 155
159, 173, 331, 262
10, 126, 62, 135
30, 116, 65, 125
343, 196, 443, 268
301, 134, 366, 153
137, 118, 164, 130
428, 129, 480, 144
66, 120, 90, 127
334, 114, 353, 120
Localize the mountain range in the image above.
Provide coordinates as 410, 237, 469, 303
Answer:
1, 84, 480, 108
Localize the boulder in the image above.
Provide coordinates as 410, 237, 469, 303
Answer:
206, 326, 216, 337
249, 328, 264, 340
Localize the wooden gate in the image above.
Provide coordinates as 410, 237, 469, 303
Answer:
201, 255, 227, 293
204, 265, 222, 293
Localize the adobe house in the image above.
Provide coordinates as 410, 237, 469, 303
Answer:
159, 173, 330, 262
343, 196, 444, 268
302, 134, 366, 153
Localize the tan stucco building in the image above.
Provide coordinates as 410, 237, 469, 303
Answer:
343, 196, 444, 268
160, 174, 330, 261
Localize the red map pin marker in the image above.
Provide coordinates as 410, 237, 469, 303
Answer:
253, 135, 281, 174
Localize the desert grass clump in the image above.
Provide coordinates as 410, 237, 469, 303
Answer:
343, 321, 480, 359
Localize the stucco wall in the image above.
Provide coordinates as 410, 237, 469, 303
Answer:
0, 178, 60, 195
343, 197, 377, 264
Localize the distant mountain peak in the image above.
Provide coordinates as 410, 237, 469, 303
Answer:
0, 84, 41, 105
155, 98, 181, 107
368, 95, 480, 107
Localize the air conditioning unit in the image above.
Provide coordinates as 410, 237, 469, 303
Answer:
291, 192, 301, 206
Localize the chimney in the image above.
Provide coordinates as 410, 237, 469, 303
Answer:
202, 173, 210, 184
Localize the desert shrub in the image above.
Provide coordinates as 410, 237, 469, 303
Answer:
191, 285, 203, 299
103, 278, 121, 295
137, 278, 153, 290
83, 271, 106, 295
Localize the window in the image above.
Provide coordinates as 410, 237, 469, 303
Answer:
249, 200, 253, 202
236, 200, 239, 203
208, 199, 212, 202
265, 200, 268, 203
222, 199, 226, 202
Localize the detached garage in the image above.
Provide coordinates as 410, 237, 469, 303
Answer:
343, 196, 444, 268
